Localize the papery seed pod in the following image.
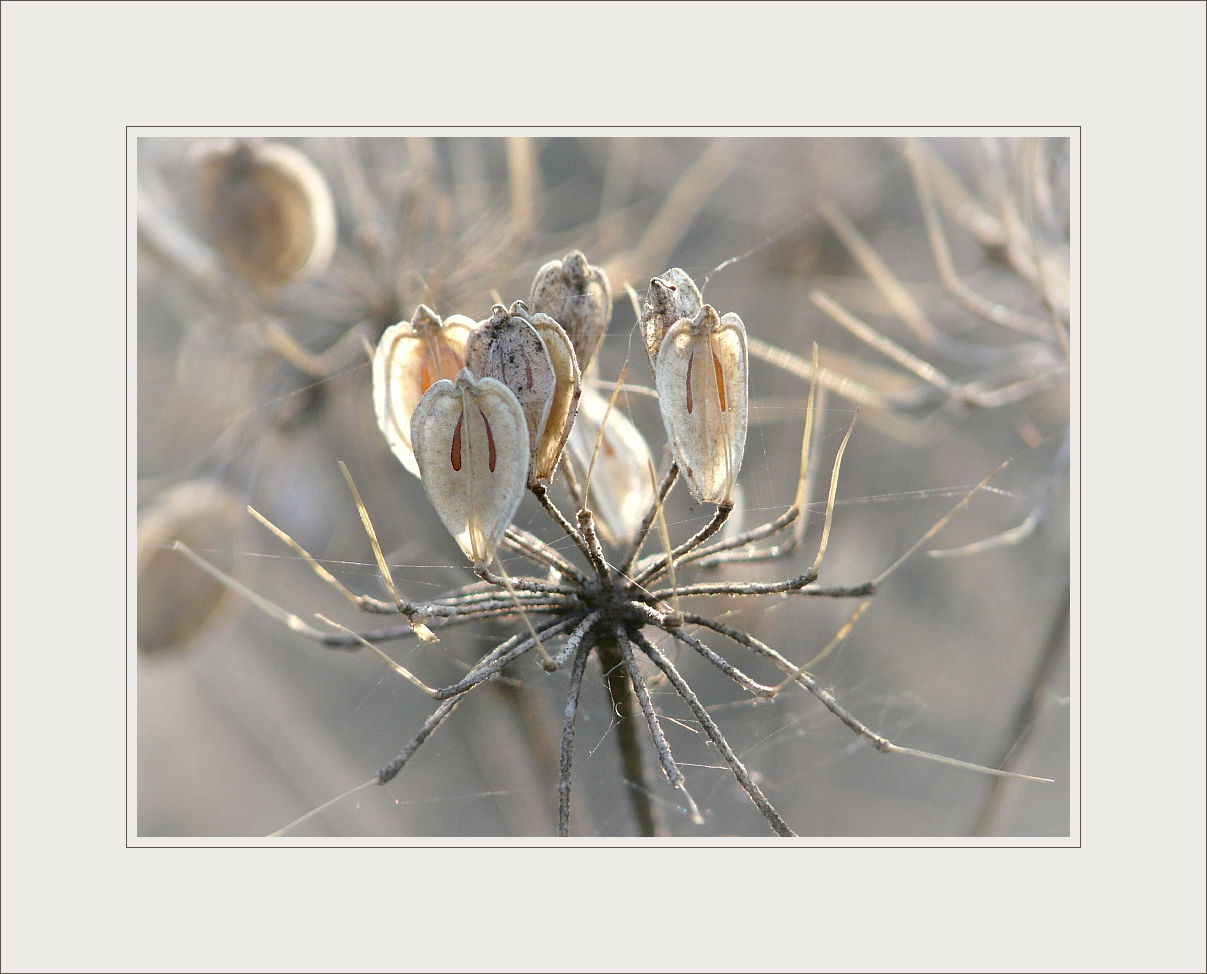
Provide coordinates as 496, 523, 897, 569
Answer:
374, 305, 474, 478
528, 250, 612, 372
137, 480, 246, 652
640, 267, 702, 372
194, 140, 336, 293
410, 369, 529, 567
526, 312, 581, 484
655, 305, 749, 505
466, 304, 556, 487
566, 384, 656, 542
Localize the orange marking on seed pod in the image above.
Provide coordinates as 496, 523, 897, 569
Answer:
373, 306, 472, 478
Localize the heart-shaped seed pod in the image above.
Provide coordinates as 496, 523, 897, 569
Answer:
466, 304, 556, 487
655, 305, 749, 505
640, 267, 702, 373
410, 369, 528, 567
374, 305, 473, 478
194, 140, 336, 293
566, 384, 656, 542
528, 250, 612, 372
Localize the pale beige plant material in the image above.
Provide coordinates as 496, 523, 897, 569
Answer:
639, 267, 702, 373
566, 383, 655, 542
466, 304, 557, 486
525, 310, 582, 484
373, 305, 474, 478
410, 369, 529, 567
528, 250, 612, 372
194, 139, 336, 292
655, 305, 749, 505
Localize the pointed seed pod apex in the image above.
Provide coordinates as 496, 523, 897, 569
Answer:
410, 369, 528, 567
466, 308, 557, 487
654, 303, 749, 505
528, 250, 612, 372
374, 306, 472, 477
640, 267, 703, 372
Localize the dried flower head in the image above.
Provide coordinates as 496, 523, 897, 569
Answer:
528, 250, 612, 371
655, 304, 749, 504
640, 267, 703, 372
409, 368, 528, 567
373, 305, 474, 478
194, 140, 336, 293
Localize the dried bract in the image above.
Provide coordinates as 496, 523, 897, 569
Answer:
194, 140, 336, 293
410, 369, 529, 567
374, 305, 473, 478
528, 250, 612, 372
655, 305, 749, 504
640, 267, 702, 372
466, 304, 557, 486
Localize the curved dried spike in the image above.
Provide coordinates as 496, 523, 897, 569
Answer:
526, 312, 582, 483
410, 369, 528, 567
466, 305, 556, 486
194, 140, 336, 292
528, 250, 612, 371
373, 305, 472, 477
655, 305, 749, 504
639, 267, 702, 372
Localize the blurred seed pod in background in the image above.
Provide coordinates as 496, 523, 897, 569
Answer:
565, 383, 656, 542
194, 140, 337, 295
528, 250, 612, 373
136, 480, 246, 652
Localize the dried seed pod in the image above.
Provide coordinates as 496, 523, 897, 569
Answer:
410, 369, 529, 567
374, 305, 473, 478
640, 267, 702, 372
528, 250, 612, 371
137, 480, 246, 652
194, 140, 336, 293
526, 311, 582, 483
567, 384, 656, 542
466, 304, 556, 486
655, 305, 749, 505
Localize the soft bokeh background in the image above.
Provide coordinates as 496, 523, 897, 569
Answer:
136, 135, 1070, 838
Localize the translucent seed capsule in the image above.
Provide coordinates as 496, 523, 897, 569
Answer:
410, 369, 528, 567
194, 140, 336, 293
655, 305, 749, 505
566, 384, 656, 542
639, 267, 702, 372
374, 305, 473, 478
466, 304, 556, 487
528, 250, 612, 372
525, 311, 582, 484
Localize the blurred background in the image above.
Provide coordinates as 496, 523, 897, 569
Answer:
136, 135, 1070, 838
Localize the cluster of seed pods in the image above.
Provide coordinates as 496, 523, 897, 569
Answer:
373, 252, 749, 567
